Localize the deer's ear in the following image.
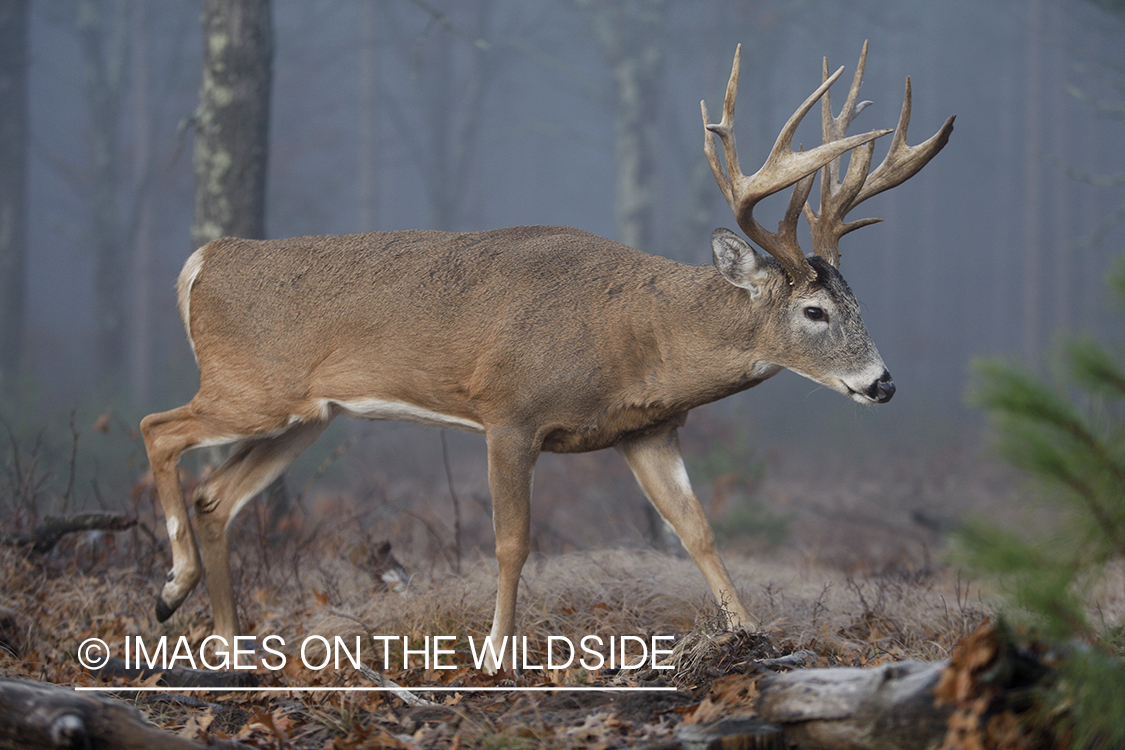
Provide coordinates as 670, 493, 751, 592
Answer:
712, 228, 769, 297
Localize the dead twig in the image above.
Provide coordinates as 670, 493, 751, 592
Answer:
440, 431, 463, 574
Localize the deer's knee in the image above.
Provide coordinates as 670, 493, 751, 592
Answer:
193, 490, 233, 545
494, 534, 529, 571
193, 479, 224, 515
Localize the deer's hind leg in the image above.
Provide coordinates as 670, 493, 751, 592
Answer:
191, 418, 331, 649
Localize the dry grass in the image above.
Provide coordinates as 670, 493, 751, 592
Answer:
0, 533, 988, 748
294, 547, 986, 669
0, 426, 1018, 747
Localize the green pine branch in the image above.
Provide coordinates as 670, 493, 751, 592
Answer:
964, 253, 1125, 749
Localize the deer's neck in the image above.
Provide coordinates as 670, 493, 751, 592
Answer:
622, 264, 780, 414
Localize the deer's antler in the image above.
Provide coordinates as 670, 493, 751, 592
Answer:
805, 41, 957, 267
702, 44, 891, 287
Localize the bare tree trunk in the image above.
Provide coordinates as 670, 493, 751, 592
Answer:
379, 1, 499, 232
0, 0, 29, 395
190, 0, 279, 519
129, 1, 154, 405
580, 0, 666, 253
424, 35, 456, 230
1047, 3, 1071, 336
357, 2, 379, 232
918, 13, 941, 392
191, 0, 272, 248
77, 0, 131, 389
580, 0, 668, 548
1022, 0, 1045, 365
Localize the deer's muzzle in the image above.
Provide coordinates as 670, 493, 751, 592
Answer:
869, 371, 895, 404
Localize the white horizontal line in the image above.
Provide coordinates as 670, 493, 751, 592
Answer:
75, 685, 676, 693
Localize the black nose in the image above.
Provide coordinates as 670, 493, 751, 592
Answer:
873, 371, 895, 404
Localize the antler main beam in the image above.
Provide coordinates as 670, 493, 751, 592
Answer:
702, 44, 891, 286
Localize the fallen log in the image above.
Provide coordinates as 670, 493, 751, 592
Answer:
2, 511, 136, 553
676, 716, 786, 750
757, 659, 950, 750
673, 623, 1057, 750
0, 678, 251, 750
0, 607, 21, 658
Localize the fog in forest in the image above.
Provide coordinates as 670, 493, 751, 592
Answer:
3, 0, 1125, 511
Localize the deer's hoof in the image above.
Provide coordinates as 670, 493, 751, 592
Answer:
155, 598, 175, 623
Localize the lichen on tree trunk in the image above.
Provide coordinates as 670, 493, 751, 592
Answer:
579, 0, 666, 255
191, 0, 272, 249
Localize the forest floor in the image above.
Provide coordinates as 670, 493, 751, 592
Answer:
0, 438, 1024, 749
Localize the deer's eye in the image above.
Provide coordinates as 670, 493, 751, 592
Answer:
805, 306, 827, 322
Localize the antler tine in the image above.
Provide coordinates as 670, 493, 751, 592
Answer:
806, 45, 957, 265
854, 77, 957, 205
806, 42, 883, 267
702, 44, 891, 286
819, 40, 874, 196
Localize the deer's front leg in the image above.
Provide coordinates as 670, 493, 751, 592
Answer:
482, 426, 538, 674
616, 426, 754, 629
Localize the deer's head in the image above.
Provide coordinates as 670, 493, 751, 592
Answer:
702, 41, 954, 405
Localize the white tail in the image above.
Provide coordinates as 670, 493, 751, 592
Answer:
140, 43, 951, 672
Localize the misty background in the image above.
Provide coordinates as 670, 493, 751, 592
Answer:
2, 0, 1125, 551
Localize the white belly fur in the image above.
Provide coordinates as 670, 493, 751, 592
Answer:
321, 397, 485, 433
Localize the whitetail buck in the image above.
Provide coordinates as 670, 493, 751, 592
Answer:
141, 42, 952, 672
